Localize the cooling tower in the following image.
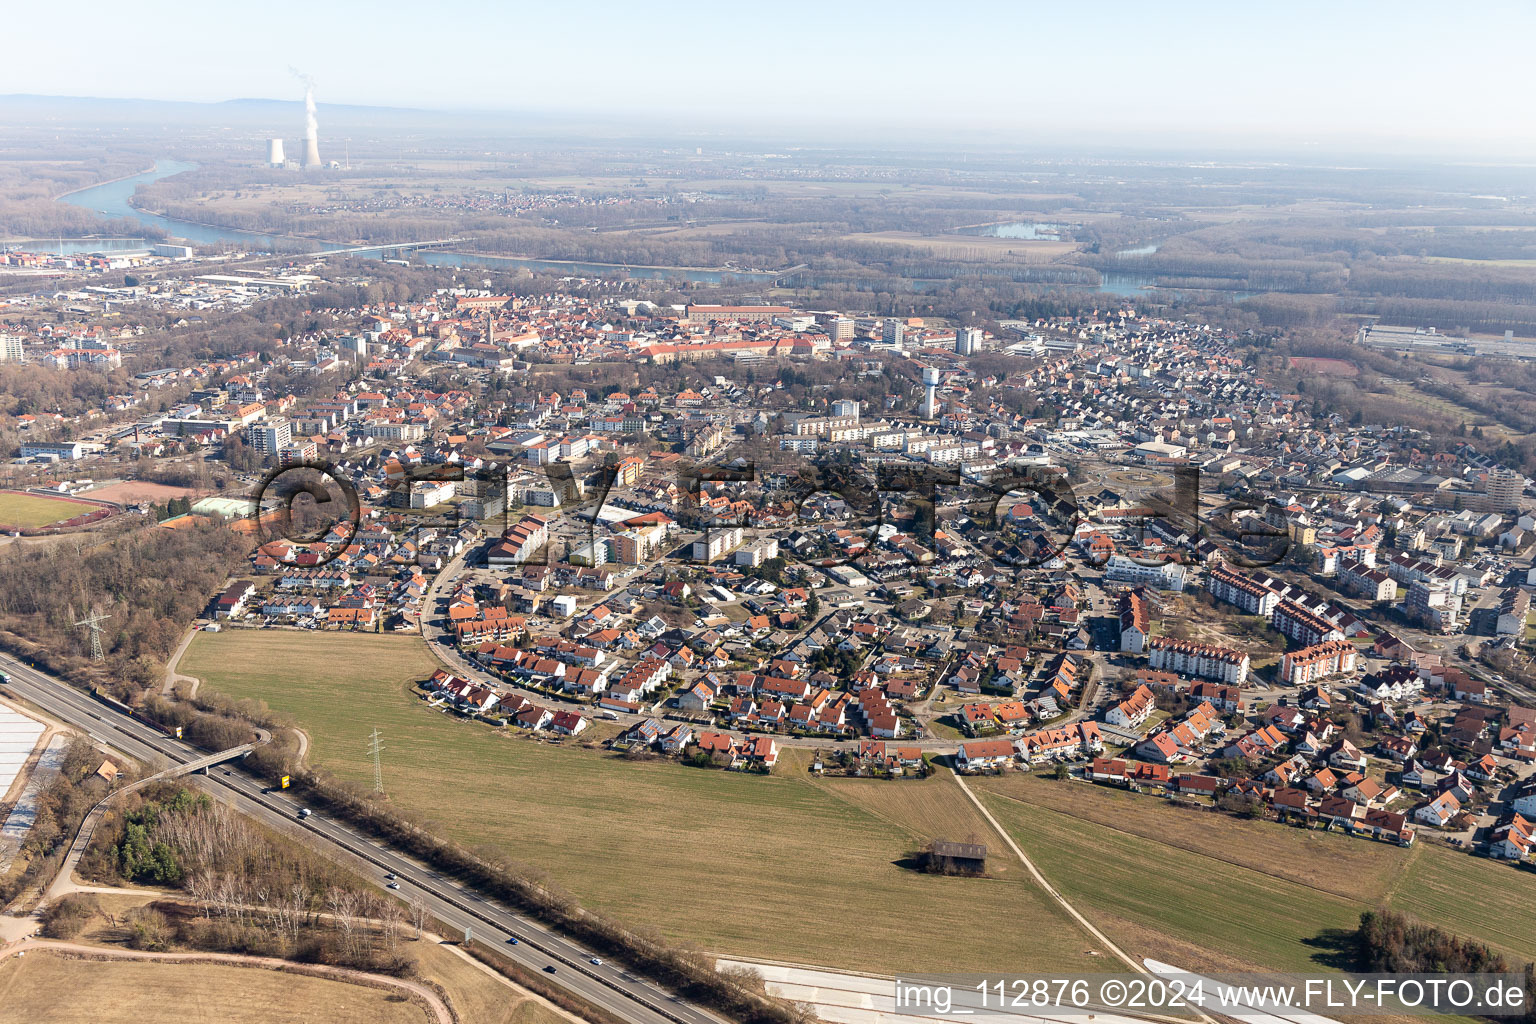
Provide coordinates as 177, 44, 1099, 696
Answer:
267, 138, 286, 167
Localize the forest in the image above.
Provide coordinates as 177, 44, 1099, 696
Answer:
1355, 909, 1534, 1021
72, 783, 417, 975
0, 520, 252, 696
0, 147, 160, 238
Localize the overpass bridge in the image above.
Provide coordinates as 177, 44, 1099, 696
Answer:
42, 738, 260, 905
299, 237, 469, 259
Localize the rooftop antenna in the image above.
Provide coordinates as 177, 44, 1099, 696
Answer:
367, 727, 385, 793
74, 611, 110, 662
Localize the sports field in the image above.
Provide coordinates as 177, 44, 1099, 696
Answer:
184, 631, 1100, 974
0, 951, 429, 1024
0, 491, 88, 528
83, 480, 199, 504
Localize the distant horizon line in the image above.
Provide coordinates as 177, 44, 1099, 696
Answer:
4, 91, 1536, 164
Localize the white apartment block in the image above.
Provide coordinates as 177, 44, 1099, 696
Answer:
1205, 563, 1279, 616
1105, 554, 1187, 592
1339, 559, 1395, 603
1146, 636, 1250, 686
1406, 579, 1461, 633
691, 526, 744, 563
734, 538, 780, 567
248, 418, 292, 457
1278, 640, 1359, 688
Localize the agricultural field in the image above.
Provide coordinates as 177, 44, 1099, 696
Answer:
0, 951, 429, 1024
974, 787, 1376, 974
57, 890, 570, 1024
1385, 842, 1536, 963
973, 775, 1536, 971
0, 491, 89, 528
167, 172, 1087, 217
184, 631, 1099, 975
504, 176, 1082, 203
1426, 256, 1536, 268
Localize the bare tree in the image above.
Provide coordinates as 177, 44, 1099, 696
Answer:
379, 898, 404, 952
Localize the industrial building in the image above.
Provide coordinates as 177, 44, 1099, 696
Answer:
18, 441, 84, 461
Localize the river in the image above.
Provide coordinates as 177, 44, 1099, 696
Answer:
59, 161, 299, 249
56, 160, 777, 283
55, 161, 1246, 299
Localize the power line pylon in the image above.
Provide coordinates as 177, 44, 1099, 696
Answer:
367, 727, 385, 793
74, 611, 110, 662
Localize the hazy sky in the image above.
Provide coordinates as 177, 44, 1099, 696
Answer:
11, 0, 1536, 154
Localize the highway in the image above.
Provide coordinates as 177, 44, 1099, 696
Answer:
46, 736, 259, 905
0, 652, 730, 1024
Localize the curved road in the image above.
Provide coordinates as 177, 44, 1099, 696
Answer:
0, 652, 729, 1024
418, 575, 976, 752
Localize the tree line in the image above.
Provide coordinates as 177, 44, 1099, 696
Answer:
0, 520, 252, 697
1356, 909, 1534, 1023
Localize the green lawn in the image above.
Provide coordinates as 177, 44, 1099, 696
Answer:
184, 631, 1097, 974
0, 491, 83, 527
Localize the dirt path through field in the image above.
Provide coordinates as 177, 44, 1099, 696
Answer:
952, 771, 1145, 971
953, 772, 1224, 1024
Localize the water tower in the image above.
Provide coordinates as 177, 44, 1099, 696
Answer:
920, 366, 942, 419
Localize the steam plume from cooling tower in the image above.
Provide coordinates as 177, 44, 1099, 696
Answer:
290, 67, 321, 167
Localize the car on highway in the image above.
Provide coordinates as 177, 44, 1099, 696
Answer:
507, 936, 519, 945
386, 881, 400, 890
385, 872, 396, 880
589, 958, 603, 966
543, 965, 557, 973
297, 808, 312, 819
